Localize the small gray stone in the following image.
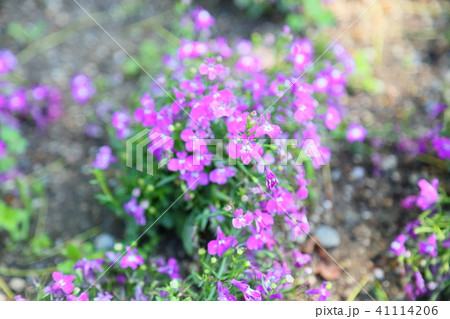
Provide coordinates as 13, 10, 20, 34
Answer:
373, 268, 385, 280
95, 233, 116, 251
315, 225, 341, 248
381, 155, 397, 171
351, 166, 365, 180
9, 278, 26, 293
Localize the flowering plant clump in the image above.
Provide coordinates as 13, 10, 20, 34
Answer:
29, 3, 362, 301
391, 180, 449, 300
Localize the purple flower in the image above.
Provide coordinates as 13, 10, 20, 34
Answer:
346, 123, 367, 142
293, 251, 312, 268
306, 282, 330, 301
266, 188, 295, 214
15, 295, 29, 301
74, 258, 104, 282
0, 140, 7, 160
231, 209, 254, 229
230, 279, 262, 301
51, 271, 75, 294
67, 293, 88, 301
156, 258, 181, 279
209, 165, 236, 185
179, 171, 209, 190
123, 197, 147, 226
8, 89, 27, 112
405, 220, 420, 239
284, 208, 310, 239
227, 135, 264, 165
253, 209, 273, 230
416, 179, 439, 210
265, 166, 280, 191
0, 49, 18, 74
443, 238, 450, 249
92, 146, 117, 170
207, 226, 237, 257
390, 234, 408, 256
71, 74, 95, 104
414, 271, 427, 297
253, 114, 282, 139
432, 137, 450, 160
178, 40, 208, 60
289, 39, 313, 73
402, 195, 418, 210
120, 247, 144, 270
419, 234, 437, 258
94, 291, 113, 301
217, 281, 237, 301
235, 55, 262, 74
111, 111, 131, 139
192, 8, 215, 30
131, 285, 148, 301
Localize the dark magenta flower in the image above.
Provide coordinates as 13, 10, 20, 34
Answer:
306, 282, 330, 301
207, 226, 237, 257
217, 281, 237, 301
325, 106, 341, 130
198, 58, 225, 80
123, 197, 147, 226
419, 234, 437, 258
156, 258, 181, 279
416, 179, 439, 210
209, 165, 236, 185
230, 279, 262, 301
432, 137, 450, 160
266, 188, 295, 214
67, 293, 88, 301
253, 209, 273, 230
51, 271, 75, 294
192, 7, 215, 30
120, 247, 144, 270
265, 166, 280, 191
253, 114, 282, 139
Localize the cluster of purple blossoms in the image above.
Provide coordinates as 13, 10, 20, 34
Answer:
124, 189, 148, 225
71, 73, 96, 104
92, 145, 117, 170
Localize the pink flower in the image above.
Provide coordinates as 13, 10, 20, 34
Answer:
207, 226, 238, 257
401, 195, 417, 210
253, 209, 273, 230
346, 123, 367, 142
192, 8, 215, 30
289, 39, 313, 73
226, 111, 248, 134
416, 179, 439, 210
178, 40, 208, 59
0, 140, 7, 160
209, 165, 236, 185
419, 234, 437, 258
120, 247, 144, 270
284, 207, 310, 239
227, 135, 263, 165
235, 55, 262, 73
306, 282, 330, 301
8, 89, 27, 111
325, 107, 340, 130
217, 281, 237, 301
112, 111, 131, 139
266, 188, 295, 214
179, 171, 209, 190
168, 152, 192, 173
199, 58, 225, 80
293, 251, 312, 267
51, 272, 75, 294
0, 49, 18, 74
232, 209, 254, 229
253, 114, 282, 139
432, 137, 450, 160
294, 97, 317, 123
390, 234, 408, 256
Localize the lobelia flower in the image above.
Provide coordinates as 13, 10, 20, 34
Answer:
217, 281, 237, 301
0, 140, 6, 159
253, 114, 282, 139
293, 251, 312, 268
401, 195, 418, 210
253, 209, 273, 230
227, 135, 263, 165
405, 220, 420, 239
265, 166, 280, 191
71, 73, 95, 104
111, 111, 131, 139
131, 285, 148, 301
209, 165, 236, 185
414, 271, 427, 297
227, 111, 248, 134
231, 209, 254, 229
67, 293, 88, 301
74, 258, 104, 282
390, 234, 408, 256
192, 7, 215, 30
432, 137, 450, 160
94, 291, 113, 301
156, 258, 181, 279
289, 39, 313, 73
0, 49, 18, 74
212, 37, 232, 59
247, 228, 276, 250
92, 146, 117, 170
120, 247, 144, 270
179, 170, 209, 190
306, 282, 331, 301
284, 207, 310, 239
178, 40, 208, 60
51, 271, 75, 294
207, 226, 238, 257
230, 279, 262, 301
346, 123, 367, 142
266, 188, 295, 214
15, 295, 29, 301
235, 55, 262, 74
123, 197, 147, 226
8, 89, 27, 112
168, 152, 193, 173
416, 179, 439, 210
198, 58, 225, 80
419, 234, 437, 258
325, 107, 341, 130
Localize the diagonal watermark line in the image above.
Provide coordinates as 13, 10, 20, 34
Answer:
77, 178, 200, 300
259, 0, 379, 119
72, 0, 199, 126
251, 177, 376, 301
